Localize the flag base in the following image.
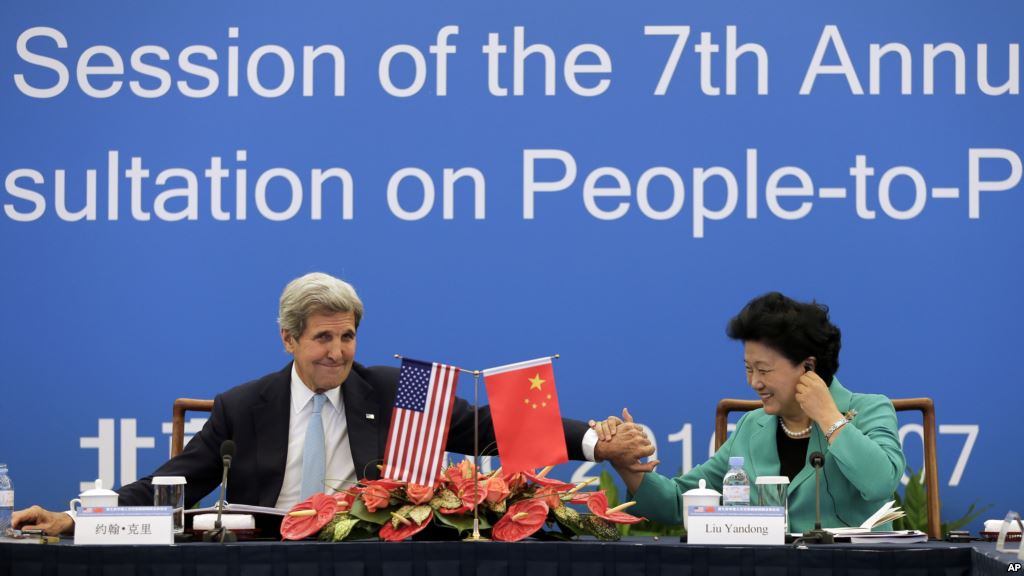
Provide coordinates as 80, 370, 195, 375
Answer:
463, 518, 490, 541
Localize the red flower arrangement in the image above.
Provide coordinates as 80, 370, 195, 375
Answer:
282, 462, 644, 542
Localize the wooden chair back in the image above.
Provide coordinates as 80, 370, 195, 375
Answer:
171, 398, 214, 457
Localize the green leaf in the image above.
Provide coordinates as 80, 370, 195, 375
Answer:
553, 504, 586, 535
409, 505, 433, 526
332, 517, 361, 541
902, 469, 928, 531
942, 502, 991, 533
429, 488, 461, 510
599, 470, 620, 508
344, 520, 382, 541
349, 496, 392, 525
891, 491, 907, 531
392, 505, 415, 528
897, 467, 991, 534
583, 515, 621, 541
433, 512, 490, 533
488, 499, 507, 515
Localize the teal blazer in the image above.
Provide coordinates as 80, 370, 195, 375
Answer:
631, 380, 905, 532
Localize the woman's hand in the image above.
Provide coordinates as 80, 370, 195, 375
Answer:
795, 370, 843, 431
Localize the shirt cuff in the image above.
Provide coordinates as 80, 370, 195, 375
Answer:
581, 428, 598, 462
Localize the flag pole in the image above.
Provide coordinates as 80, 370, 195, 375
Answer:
394, 354, 476, 374
464, 369, 489, 541
462, 354, 560, 542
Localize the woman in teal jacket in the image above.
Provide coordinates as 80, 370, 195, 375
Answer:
603, 292, 905, 532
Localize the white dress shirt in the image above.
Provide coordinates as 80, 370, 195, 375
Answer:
275, 365, 356, 509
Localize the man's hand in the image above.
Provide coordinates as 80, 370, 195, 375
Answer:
593, 408, 659, 473
12, 505, 75, 536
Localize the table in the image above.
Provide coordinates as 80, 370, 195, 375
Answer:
2, 537, 1019, 576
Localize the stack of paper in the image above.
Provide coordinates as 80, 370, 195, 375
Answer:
823, 500, 927, 543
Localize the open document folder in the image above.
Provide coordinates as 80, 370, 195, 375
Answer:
185, 503, 288, 516
822, 500, 928, 543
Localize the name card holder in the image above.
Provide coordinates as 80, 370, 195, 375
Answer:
687, 505, 786, 545
996, 511, 1024, 560
74, 506, 174, 545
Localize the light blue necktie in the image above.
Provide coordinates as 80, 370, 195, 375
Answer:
300, 394, 327, 499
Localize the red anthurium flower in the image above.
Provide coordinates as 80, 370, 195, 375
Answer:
281, 493, 337, 540
492, 499, 549, 542
379, 513, 431, 541
534, 485, 565, 509
585, 491, 645, 524
333, 490, 357, 512
566, 491, 594, 505
524, 469, 573, 489
503, 472, 527, 492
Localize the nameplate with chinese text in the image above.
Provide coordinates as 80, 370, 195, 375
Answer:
74, 506, 174, 545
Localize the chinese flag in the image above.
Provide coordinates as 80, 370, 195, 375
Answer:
482, 357, 567, 474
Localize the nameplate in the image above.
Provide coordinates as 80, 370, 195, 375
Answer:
74, 506, 174, 545
687, 505, 786, 545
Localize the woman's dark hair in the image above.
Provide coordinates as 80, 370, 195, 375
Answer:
726, 292, 842, 385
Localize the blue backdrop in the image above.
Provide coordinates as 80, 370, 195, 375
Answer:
2, 1, 1021, 533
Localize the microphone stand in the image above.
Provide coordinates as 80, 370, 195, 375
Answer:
203, 453, 237, 543
799, 451, 834, 545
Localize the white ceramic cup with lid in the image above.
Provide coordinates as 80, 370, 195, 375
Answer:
680, 478, 721, 530
69, 479, 119, 514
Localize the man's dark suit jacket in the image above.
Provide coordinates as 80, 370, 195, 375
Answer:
118, 362, 590, 513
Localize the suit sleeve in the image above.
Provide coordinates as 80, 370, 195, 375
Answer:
629, 411, 750, 525
826, 393, 905, 501
116, 393, 230, 508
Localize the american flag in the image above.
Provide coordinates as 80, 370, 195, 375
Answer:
381, 358, 460, 486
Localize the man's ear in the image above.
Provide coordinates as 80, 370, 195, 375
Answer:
281, 329, 295, 354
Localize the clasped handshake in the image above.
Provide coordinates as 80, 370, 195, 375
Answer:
590, 408, 659, 474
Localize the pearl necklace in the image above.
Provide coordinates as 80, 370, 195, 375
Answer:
779, 417, 812, 438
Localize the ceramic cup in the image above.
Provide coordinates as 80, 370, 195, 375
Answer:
69, 479, 119, 513
680, 478, 721, 530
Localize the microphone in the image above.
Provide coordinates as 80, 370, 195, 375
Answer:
801, 451, 834, 544
221, 439, 235, 468
203, 440, 238, 543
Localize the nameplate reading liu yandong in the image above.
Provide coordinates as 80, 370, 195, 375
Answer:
687, 506, 786, 545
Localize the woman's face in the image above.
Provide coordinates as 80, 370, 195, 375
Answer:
744, 340, 807, 417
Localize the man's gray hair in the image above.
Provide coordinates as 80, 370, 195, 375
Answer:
278, 272, 364, 339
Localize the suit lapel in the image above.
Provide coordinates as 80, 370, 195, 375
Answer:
788, 430, 824, 497
253, 364, 291, 507
748, 412, 780, 477
788, 378, 853, 498
341, 369, 381, 481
